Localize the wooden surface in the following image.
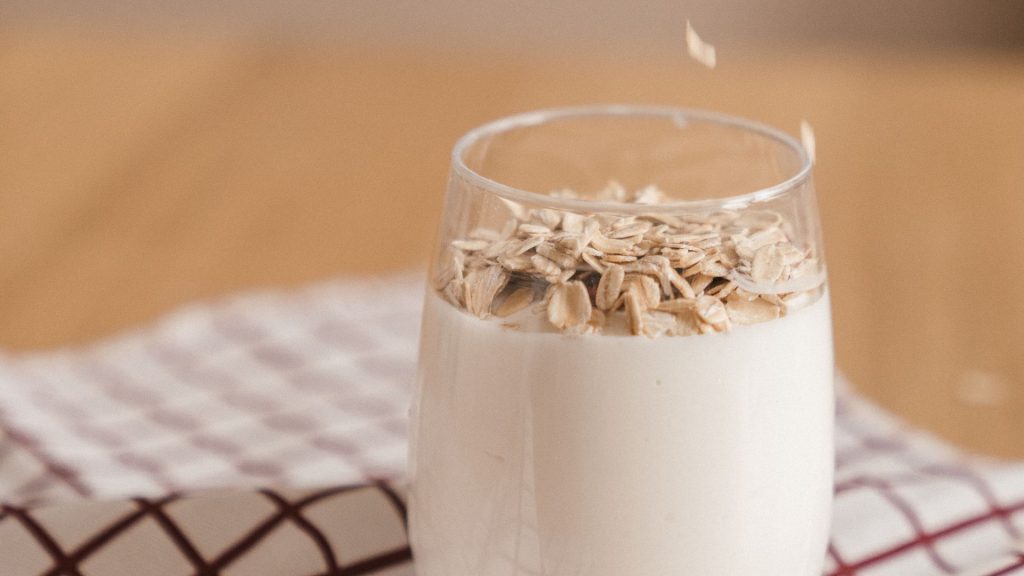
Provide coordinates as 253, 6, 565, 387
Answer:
1, 28, 1023, 456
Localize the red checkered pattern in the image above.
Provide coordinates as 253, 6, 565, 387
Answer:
0, 484, 412, 576
0, 277, 420, 504
0, 275, 1022, 575
827, 387, 1024, 575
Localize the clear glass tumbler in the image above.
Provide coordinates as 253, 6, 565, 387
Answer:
409, 106, 834, 575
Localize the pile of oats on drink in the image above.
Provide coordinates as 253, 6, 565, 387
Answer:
434, 184, 823, 337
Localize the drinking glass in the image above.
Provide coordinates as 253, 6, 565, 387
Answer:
409, 106, 834, 575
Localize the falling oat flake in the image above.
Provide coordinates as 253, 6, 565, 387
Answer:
685, 20, 717, 69
800, 120, 816, 165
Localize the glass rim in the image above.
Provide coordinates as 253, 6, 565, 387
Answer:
451, 104, 813, 214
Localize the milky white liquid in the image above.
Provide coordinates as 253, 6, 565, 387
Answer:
409, 292, 834, 576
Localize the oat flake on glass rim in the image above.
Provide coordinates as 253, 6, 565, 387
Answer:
410, 105, 835, 576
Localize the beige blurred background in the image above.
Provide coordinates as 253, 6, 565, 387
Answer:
1, 2, 1022, 456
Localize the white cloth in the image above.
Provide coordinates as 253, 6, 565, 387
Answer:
0, 276, 1022, 575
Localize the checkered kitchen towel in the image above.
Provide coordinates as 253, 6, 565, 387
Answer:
0, 276, 1022, 575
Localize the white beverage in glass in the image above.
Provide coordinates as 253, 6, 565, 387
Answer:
409, 106, 834, 576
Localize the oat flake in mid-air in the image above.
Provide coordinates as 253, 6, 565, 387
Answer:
800, 120, 816, 164
685, 20, 717, 69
